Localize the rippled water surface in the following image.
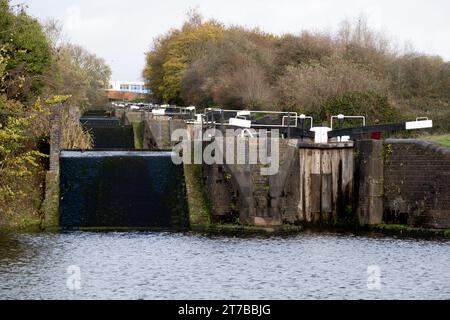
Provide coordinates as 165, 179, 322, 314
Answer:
0, 232, 449, 300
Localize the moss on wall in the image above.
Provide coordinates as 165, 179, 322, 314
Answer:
41, 171, 60, 230
183, 164, 211, 229
132, 122, 144, 150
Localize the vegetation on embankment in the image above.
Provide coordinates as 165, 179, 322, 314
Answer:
60, 107, 94, 150
420, 134, 450, 148
0, 1, 110, 229
144, 11, 450, 133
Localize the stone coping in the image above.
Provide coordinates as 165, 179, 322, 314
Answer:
385, 139, 450, 158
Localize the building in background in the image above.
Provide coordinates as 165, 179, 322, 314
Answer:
106, 80, 151, 101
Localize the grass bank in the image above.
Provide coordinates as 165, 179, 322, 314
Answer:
419, 134, 450, 147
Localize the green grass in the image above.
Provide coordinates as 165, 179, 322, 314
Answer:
420, 134, 450, 147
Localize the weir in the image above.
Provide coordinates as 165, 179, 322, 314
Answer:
44, 105, 449, 231
55, 111, 188, 230
59, 151, 187, 229
80, 116, 134, 149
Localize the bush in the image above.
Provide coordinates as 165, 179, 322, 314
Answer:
322, 91, 399, 124
273, 32, 334, 77
144, 13, 450, 135
388, 54, 450, 99
276, 57, 388, 115
60, 107, 93, 150
181, 28, 275, 109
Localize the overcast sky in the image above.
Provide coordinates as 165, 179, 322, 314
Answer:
20, 0, 450, 81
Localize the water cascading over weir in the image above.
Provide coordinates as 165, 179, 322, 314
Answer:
58, 110, 188, 230
46, 106, 449, 232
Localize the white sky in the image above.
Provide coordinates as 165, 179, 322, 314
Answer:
20, 0, 450, 81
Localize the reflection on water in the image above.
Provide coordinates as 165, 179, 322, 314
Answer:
0, 231, 449, 300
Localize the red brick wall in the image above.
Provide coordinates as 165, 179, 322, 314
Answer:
106, 90, 149, 101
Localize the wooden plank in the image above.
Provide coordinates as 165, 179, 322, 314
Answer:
312, 150, 322, 222
331, 149, 341, 222
312, 150, 321, 174
342, 148, 354, 200
304, 150, 312, 223
321, 151, 332, 222
310, 174, 322, 216
298, 149, 305, 222
321, 174, 332, 219
321, 150, 332, 174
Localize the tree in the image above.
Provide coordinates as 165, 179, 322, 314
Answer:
337, 16, 393, 77
388, 54, 449, 98
273, 32, 334, 78
181, 28, 275, 109
41, 20, 111, 109
228, 62, 274, 110
0, 0, 52, 103
144, 11, 224, 104
0, 51, 46, 217
0, 2, 102, 223
145, 11, 450, 134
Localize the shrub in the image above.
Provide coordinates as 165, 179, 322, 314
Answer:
322, 91, 399, 124
181, 28, 275, 109
276, 57, 388, 115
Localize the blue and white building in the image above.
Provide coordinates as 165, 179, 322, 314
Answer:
107, 80, 150, 94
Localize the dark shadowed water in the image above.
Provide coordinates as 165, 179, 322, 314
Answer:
0, 231, 449, 300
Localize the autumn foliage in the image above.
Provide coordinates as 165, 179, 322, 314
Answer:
144, 13, 450, 127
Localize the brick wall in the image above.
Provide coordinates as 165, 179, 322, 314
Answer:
384, 139, 450, 229
43, 105, 64, 228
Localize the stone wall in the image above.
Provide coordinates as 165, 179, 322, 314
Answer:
204, 164, 238, 222
354, 140, 384, 225
205, 139, 354, 227
143, 115, 186, 150
42, 105, 63, 229
124, 111, 145, 124
384, 139, 450, 229
49, 106, 62, 172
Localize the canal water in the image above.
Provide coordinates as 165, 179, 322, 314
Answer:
0, 231, 449, 300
